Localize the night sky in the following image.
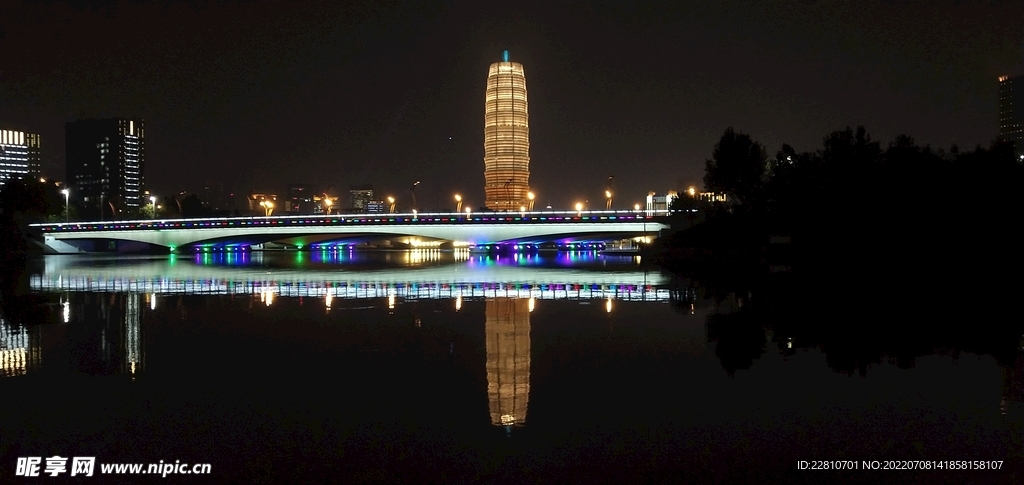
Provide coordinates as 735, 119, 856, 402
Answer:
1, 1, 1021, 210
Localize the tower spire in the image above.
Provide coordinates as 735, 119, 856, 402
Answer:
503, 50, 509, 62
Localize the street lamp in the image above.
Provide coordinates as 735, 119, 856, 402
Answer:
575, 202, 583, 216
410, 181, 420, 211
605, 190, 612, 210
388, 196, 396, 214
455, 194, 462, 213
465, 207, 472, 218
527, 191, 535, 211
322, 197, 333, 214
634, 203, 640, 211
149, 196, 156, 219
520, 205, 526, 217
688, 186, 696, 198
61, 188, 70, 223
260, 200, 274, 217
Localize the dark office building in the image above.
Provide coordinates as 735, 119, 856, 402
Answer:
287, 183, 318, 214
66, 118, 145, 218
999, 75, 1024, 158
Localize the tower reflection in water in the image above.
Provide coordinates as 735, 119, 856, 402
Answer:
485, 298, 530, 431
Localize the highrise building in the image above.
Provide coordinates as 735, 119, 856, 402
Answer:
349, 185, 374, 211
999, 75, 1024, 157
484, 50, 530, 211
66, 119, 145, 218
0, 129, 42, 188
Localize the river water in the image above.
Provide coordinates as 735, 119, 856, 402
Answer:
1, 250, 1021, 483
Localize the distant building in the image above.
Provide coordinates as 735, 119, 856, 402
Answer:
349, 185, 374, 211
0, 129, 42, 188
66, 118, 145, 218
201, 181, 231, 212
484, 50, 531, 211
999, 75, 1024, 157
287, 183, 318, 214
698, 191, 728, 203
646, 191, 678, 212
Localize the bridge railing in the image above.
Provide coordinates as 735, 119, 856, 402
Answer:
30, 209, 673, 233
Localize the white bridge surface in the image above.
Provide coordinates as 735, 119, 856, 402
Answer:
32, 210, 670, 253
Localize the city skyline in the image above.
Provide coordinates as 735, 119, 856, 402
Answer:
1, 2, 1022, 209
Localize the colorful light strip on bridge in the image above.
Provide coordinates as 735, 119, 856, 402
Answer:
30, 209, 670, 233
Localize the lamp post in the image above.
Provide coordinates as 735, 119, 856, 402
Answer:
61, 188, 70, 223
410, 181, 420, 211
455, 194, 462, 213
605, 190, 612, 210
149, 196, 156, 219
388, 196, 396, 214
527, 191, 535, 211
322, 197, 333, 215
260, 200, 274, 217
575, 202, 583, 216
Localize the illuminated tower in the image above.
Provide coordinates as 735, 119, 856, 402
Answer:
485, 298, 530, 429
484, 50, 530, 211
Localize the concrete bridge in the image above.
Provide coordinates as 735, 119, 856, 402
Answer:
31, 210, 671, 254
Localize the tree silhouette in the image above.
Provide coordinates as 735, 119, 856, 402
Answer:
703, 128, 768, 207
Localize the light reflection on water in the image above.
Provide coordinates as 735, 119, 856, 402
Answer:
3, 250, 1024, 481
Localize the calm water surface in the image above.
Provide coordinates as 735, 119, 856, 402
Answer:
1, 250, 1022, 483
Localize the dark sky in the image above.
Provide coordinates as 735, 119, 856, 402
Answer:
1, 1, 1021, 210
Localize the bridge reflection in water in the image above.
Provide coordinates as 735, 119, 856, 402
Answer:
15, 251, 670, 430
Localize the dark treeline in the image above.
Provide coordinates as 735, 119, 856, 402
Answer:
662, 125, 1023, 291
660, 126, 1024, 378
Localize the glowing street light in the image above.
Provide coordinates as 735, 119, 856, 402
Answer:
688, 186, 696, 197
259, 200, 274, 217
575, 202, 583, 216
527, 191, 535, 211
387, 196, 396, 213
149, 196, 157, 219
322, 197, 333, 215
61, 188, 70, 223
520, 205, 526, 216
455, 194, 463, 213
634, 203, 640, 211
605, 190, 613, 210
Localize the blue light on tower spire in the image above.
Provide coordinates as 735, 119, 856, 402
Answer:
503, 50, 509, 62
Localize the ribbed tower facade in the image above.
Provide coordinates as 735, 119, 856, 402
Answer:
484, 50, 530, 211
